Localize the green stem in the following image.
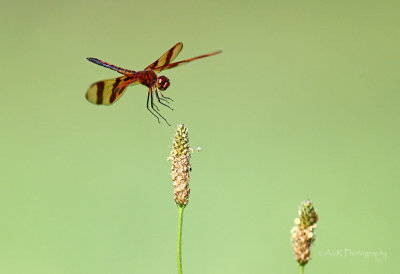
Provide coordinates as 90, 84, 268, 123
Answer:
177, 205, 184, 274
299, 264, 304, 274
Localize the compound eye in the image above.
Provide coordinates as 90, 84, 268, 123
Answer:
157, 76, 170, 91
162, 81, 170, 90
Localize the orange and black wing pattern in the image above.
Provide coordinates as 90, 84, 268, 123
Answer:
145, 42, 183, 72
153, 50, 222, 71
86, 75, 138, 105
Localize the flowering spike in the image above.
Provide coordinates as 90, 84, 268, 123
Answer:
290, 199, 318, 266
168, 124, 191, 207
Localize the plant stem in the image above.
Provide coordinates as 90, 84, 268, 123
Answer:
177, 205, 184, 274
299, 264, 304, 274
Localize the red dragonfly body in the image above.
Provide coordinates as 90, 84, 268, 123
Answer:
86, 42, 221, 125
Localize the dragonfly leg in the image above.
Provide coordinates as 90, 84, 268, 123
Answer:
158, 96, 171, 104
159, 90, 174, 102
150, 89, 171, 126
146, 90, 160, 123
150, 91, 160, 111
155, 90, 174, 111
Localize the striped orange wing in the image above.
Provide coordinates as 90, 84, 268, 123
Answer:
145, 42, 183, 72
152, 50, 222, 72
86, 75, 139, 105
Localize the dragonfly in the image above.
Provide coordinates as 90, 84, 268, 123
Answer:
86, 42, 221, 125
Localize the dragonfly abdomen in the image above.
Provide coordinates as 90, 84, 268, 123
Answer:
87, 57, 135, 75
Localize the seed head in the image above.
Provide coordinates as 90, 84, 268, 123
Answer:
168, 124, 191, 207
290, 200, 318, 266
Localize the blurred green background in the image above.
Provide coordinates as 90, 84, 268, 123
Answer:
1, 0, 398, 273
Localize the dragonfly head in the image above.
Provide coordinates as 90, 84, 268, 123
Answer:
156, 76, 170, 91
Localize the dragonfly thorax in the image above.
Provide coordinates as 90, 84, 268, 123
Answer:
139, 70, 158, 88
138, 71, 169, 91
157, 76, 170, 91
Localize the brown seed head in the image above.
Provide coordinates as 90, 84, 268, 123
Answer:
290, 199, 318, 266
168, 124, 191, 207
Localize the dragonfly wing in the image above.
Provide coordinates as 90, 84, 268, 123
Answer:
145, 42, 183, 71
86, 75, 139, 105
152, 50, 222, 72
